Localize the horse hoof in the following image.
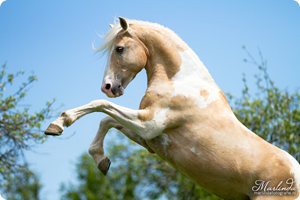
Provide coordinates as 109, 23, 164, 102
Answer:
44, 124, 63, 136
98, 157, 111, 175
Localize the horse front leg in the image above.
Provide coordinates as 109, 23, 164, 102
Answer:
45, 100, 112, 136
88, 116, 155, 175
45, 100, 159, 175
45, 99, 163, 140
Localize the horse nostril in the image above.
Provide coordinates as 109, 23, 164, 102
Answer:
105, 84, 111, 90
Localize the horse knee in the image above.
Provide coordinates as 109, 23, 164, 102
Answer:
99, 116, 115, 129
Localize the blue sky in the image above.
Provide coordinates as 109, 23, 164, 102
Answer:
0, 0, 299, 199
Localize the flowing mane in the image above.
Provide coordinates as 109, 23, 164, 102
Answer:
95, 18, 180, 56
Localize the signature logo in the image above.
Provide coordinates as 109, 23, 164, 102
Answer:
0, 0, 6, 7
295, 0, 300, 6
252, 178, 297, 196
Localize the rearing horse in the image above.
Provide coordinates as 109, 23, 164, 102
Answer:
45, 17, 300, 200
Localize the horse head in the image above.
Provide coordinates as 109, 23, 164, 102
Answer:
101, 17, 148, 98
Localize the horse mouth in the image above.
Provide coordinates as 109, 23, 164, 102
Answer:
101, 82, 124, 98
101, 80, 124, 98
102, 89, 124, 98
110, 91, 123, 98
114, 93, 123, 97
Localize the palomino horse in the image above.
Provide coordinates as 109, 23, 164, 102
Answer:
45, 17, 300, 200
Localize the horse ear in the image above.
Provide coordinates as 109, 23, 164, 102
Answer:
109, 23, 114, 28
119, 17, 128, 31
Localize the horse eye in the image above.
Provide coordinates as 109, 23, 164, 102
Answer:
116, 46, 124, 52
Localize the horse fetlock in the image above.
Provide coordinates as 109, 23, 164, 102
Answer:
89, 146, 110, 175
61, 110, 77, 127
88, 145, 104, 157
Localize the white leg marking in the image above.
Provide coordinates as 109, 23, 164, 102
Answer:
51, 117, 65, 130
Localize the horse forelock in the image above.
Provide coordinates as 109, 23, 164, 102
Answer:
94, 18, 180, 59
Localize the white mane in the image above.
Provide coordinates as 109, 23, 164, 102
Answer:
94, 18, 177, 56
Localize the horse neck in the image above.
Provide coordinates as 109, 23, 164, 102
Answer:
133, 25, 218, 92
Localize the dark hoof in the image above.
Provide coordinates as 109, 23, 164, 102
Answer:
98, 157, 111, 175
44, 124, 63, 136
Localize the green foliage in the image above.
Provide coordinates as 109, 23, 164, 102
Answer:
227, 47, 300, 161
60, 133, 221, 200
2, 166, 42, 200
60, 153, 120, 200
0, 62, 56, 187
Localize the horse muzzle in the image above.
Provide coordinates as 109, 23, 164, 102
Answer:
101, 79, 124, 98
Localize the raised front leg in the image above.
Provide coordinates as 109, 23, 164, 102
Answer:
45, 99, 167, 140
88, 116, 155, 175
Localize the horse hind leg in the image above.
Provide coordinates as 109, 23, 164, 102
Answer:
88, 116, 155, 175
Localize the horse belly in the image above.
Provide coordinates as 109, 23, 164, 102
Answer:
145, 128, 250, 199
